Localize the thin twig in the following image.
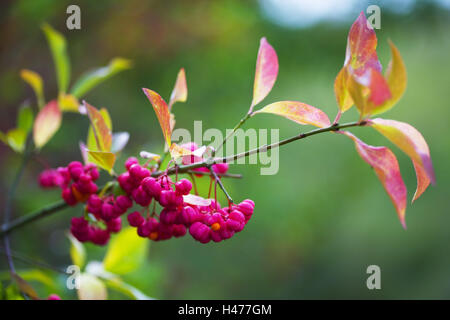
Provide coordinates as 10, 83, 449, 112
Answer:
208, 166, 233, 204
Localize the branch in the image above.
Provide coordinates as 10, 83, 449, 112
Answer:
208, 166, 233, 204
2, 147, 32, 274
215, 112, 252, 155
0, 121, 364, 236
161, 121, 364, 176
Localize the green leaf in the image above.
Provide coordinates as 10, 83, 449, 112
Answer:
87, 150, 116, 173
85, 104, 112, 152
18, 269, 58, 291
103, 227, 148, 275
105, 278, 153, 300
20, 69, 45, 109
71, 58, 132, 98
7, 128, 27, 153
68, 233, 86, 269
77, 273, 108, 300
5, 283, 25, 300
42, 23, 71, 94
17, 104, 34, 134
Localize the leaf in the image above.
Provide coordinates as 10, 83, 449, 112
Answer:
103, 227, 149, 275
85, 102, 112, 152
369, 118, 435, 184
20, 69, 45, 108
11, 273, 39, 300
336, 12, 382, 114
77, 273, 107, 300
105, 278, 153, 300
183, 194, 212, 206
169, 143, 193, 159
372, 41, 407, 115
33, 100, 62, 148
334, 67, 353, 112
251, 37, 279, 110
58, 93, 79, 112
68, 233, 86, 269
412, 160, 430, 203
87, 150, 116, 173
42, 23, 70, 94
111, 132, 130, 153
345, 12, 381, 77
169, 68, 187, 110
71, 58, 132, 98
139, 151, 161, 161
18, 269, 57, 291
253, 101, 330, 128
142, 88, 172, 147
17, 104, 34, 134
6, 128, 27, 153
342, 131, 407, 228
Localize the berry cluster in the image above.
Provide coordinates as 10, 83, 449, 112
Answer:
70, 193, 133, 245
39, 156, 255, 246
39, 161, 100, 206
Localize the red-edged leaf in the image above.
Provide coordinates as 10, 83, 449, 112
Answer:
142, 88, 172, 147
412, 160, 430, 203
169, 68, 187, 110
250, 37, 278, 110
342, 131, 407, 228
345, 11, 381, 77
84, 102, 112, 152
253, 101, 330, 128
369, 118, 435, 185
33, 100, 62, 148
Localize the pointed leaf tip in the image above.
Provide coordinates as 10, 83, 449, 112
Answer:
369, 118, 435, 185
169, 68, 187, 110
341, 131, 407, 227
142, 88, 172, 147
251, 37, 278, 111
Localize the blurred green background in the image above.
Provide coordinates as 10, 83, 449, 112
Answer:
1, 0, 449, 299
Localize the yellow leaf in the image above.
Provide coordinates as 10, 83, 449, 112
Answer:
20, 69, 45, 109
87, 150, 116, 173
33, 100, 62, 148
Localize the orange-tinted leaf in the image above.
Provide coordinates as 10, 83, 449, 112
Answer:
372, 40, 407, 115
412, 160, 430, 203
342, 131, 407, 228
11, 274, 39, 300
369, 118, 435, 184
334, 67, 353, 112
87, 150, 116, 173
169, 68, 187, 110
250, 37, 278, 110
169, 143, 193, 159
142, 88, 172, 147
33, 100, 62, 148
254, 101, 330, 128
345, 12, 381, 77
84, 101, 112, 152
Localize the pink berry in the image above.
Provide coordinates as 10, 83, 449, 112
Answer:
116, 195, 132, 210
125, 157, 139, 170
141, 177, 162, 198
175, 179, 192, 195
106, 217, 122, 233
47, 294, 61, 300
189, 222, 211, 244
90, 228, 110, 245
127, 211, 145, 227
62, 188, 77, 206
